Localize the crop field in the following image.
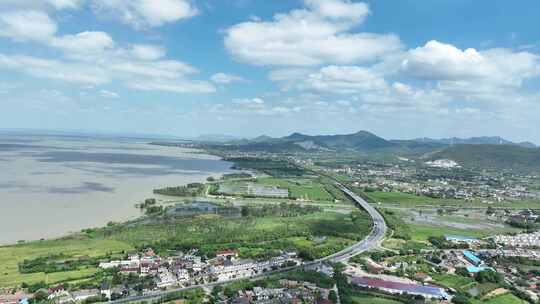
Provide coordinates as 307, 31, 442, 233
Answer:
408, 224, 494, 241
366, 191, 540, 209
254, 177, 334, 201
217, 182, 289, 198
430, 273, 476, 291
366, 191, 463, 207
0, 239, 132, 287
472, 293, 528, 304
351, 293, 403, 304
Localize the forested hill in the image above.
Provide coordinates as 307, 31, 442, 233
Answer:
429, 144, 540, 174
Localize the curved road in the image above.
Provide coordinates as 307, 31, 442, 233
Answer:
111, 184, 386, 303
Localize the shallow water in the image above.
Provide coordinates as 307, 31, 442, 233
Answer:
0, 135, 232, 244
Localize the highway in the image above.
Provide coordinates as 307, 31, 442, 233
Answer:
324, 184, 387, 262
111, 183, 387, 303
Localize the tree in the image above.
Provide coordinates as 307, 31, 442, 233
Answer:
329, 290, 338, 303
452, 293, 471, 304
475, 270, 502, 284
455, 267, 470, 277
241, 206, 249, 217
32, 290, 48, 302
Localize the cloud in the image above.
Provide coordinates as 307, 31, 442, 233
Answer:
51, 31, 115, 56
217, 97, 303, 116
224, 0, 401, 66
0, 10, 57, 42
0, 8, 214, 95
110, 60, 197, 79
100, 89, 119, 98
0, 0, 84, 11
91, 0, 198, 28
0, 53, 110, 85
127, 79, 215, 93
401, 40, 540, 88
211, 72, 244, 84
234, 97, 265, 108
305, 65, 388, 94
47, 0, 84, 9
130, 44, 166, 61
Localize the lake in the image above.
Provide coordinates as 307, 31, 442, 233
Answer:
0, 133, 232, 245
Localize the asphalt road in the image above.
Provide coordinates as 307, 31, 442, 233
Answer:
111, 184, 387, 303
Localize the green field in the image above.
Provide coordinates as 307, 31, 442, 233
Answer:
255, 177, 334, 201
473, 293, 528, 304
366, 191, 540, 209
431, 273, 476, 291
217, 176, 338, 202
1, 207, 372, 288
0, 239, 133, 287
408, 224, 495, 241
351, 293, 403, 304
366, 191, 463, 207
99, 210, 371, 260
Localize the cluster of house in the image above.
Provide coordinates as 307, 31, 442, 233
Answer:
229, 280, 333, 304
335, 160, 537, 203
507, 209, 539, 223
0, 289, 30, 304
342, 263, 449, 301
491, 231, 540, 248
431, 248, 493, 276
425, 159, 461, 169
47, 285, 105, 304
98, 248, 301, 289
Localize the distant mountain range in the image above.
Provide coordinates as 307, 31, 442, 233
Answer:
212, 131, 399, 152
193, 131, 536, 149
158, 130, 540, 173
198, 131, 536, 152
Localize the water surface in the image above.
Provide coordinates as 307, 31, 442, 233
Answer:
0, 135, 232, 244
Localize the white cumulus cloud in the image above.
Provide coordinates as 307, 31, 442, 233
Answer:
91, 0, 198, 28
130, 44, 166, 61
224, 0, 401, 66
306, 65, 388, 94
402, 40, 540, 88
51, 31, 115, 56
211, 72, 244, 84
0, 10, 57, 42
100, 89, 119, 98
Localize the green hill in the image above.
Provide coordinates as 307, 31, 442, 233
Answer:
429, 144, 540, 174
280, 130, 397, 151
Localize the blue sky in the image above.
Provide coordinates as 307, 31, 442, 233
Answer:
0, 0, 539, 143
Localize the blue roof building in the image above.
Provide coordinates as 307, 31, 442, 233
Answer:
463, 250, 482, 266
466, 266, 494, 274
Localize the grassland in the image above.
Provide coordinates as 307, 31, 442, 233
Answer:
0, 239, 133, 287
472, 293, 528, 304
1, 207, 372, 288
408, 224, 496, 241
255, 177, 333, 201
430, 273, 476, 291
215, 176, 343, 202
351, 293, 403, 304
97, 210, 371, 260
366, 190, 540, 209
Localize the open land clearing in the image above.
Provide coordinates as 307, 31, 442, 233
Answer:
0, 239, 133, 287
